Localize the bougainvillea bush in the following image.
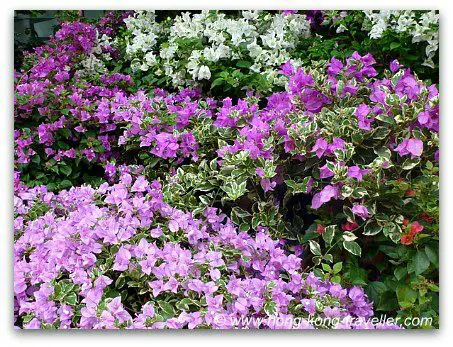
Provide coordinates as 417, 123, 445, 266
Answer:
14, 10, 439, 329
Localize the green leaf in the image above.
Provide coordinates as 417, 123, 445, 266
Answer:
382, 222, 402, 243
239, 223, 250, 232
65, 292, 78, 305
343, 241, 361, 256
22, 313, 35, 324
370, 214, 386, 225
322, 225, 336, 245
341, 185, 353, 198
367, 281, 388, 304
333, 262, 343, 274
251, 215, 261, 230
363, 221, 382, 236
390, 42, 401, 50
372, 126, 391, 140
396, 285, 418, 309
146, 157, 160, 169
345, 266, 367, 286
264, 301, 277, 316
308, 240, 321, 256
428, 283, 439, 292
53, 283, 63, 300
199, 195, 210, 205
115, 275, 126, 289
158, 300, 176, 319
59, 179, 72, 189
351, 187, 368, 199
236, 60, 252, 68
312, 256, 322, 266
376, 114, 396, 125
425, 245, 438, 267
211, 78, 224, 89
297, 176, 313, 193
31, 155, 41, 165
321, 263, 332, 272
394, 266, 407, 281
369, 281, 387, 294
59, 165, 72, 177
323, 254, 333, 263
402, 157, 420, 170
331, 275, 341, 283
342, 231, 357, 242
343, 206, 355, 222
176, 298, 195, 311
376, 291, 399, 312
374, 147, 392, 160
285, 177, 312, 194
231, 206, 251, 219
413, 249, 431, 275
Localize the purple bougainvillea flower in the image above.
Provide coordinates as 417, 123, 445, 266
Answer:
149, 280, 165, 297
13, 172, 397, 329
327, 57, 344, 76
349, 286, 365, 301
25, 318, 42, 329
355, 104, 374, 131
395, 138, 423, 157
280, 61, 294, 76
319, 164, 334, 179
347, 166, 370, 181
396, 70, 421, 100
131, 175, 149, 192
352, 204, 370, 220
418, 107, 439, 132
255, 167, 265, 177
104, 185, 128, 205
282, 10, 298, 15
113, 246, 131, 271
168, 219, 179, 233
288, 70, 314, 94
311, 138, 328, 158
328, 137, 345, 153
300, 88, 331, 113
311, 185, 339, 209
389, 59, 402, 73
260, 178, 276, 192
151, 132, 179, 159
407, 139, 424, 156
306, 10, 324, 29
301, 298, 316, 315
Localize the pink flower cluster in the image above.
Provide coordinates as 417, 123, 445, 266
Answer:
14, 172, 399, 329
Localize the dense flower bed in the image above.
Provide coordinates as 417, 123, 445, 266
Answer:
15, 172, 402, 329
122, 11, 310, 91
14, 10, 439, 329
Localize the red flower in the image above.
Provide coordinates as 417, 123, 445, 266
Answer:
409, 221, 424, 235
420, 212, 434, 223
405, 189, 416, 197
403, 218, 409, 226
342, 221, 359, 231
316, 224, 325, 235
400, 234, 414, 245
